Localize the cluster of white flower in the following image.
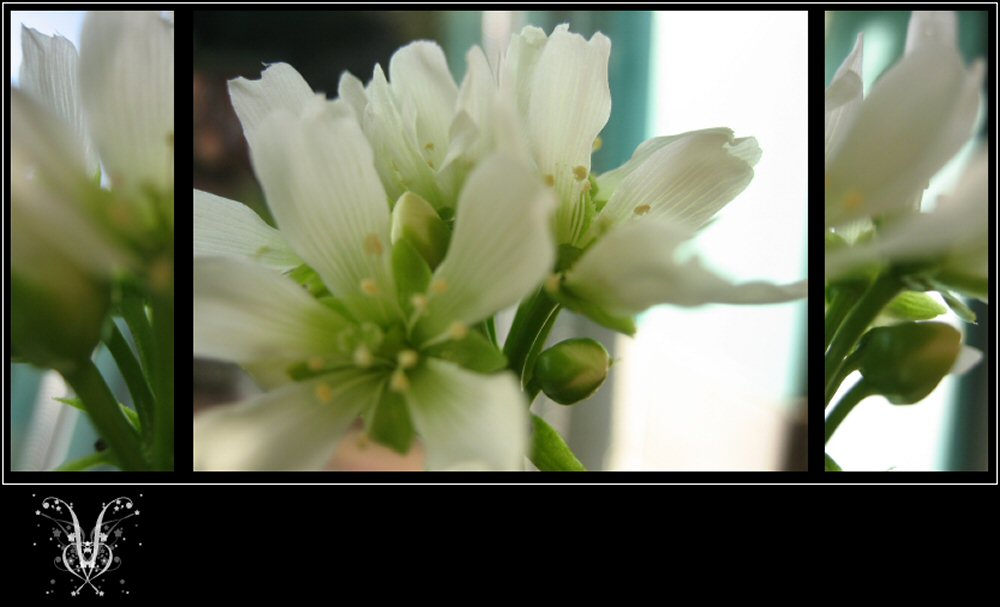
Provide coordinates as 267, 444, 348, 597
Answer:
194, 24, 805, 471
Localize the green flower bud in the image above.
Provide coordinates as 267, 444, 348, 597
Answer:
533, 338, 610, 405
391, 191, 450, 269
855, 321, 962, 405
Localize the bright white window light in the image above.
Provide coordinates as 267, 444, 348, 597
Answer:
609, 12, 808, 470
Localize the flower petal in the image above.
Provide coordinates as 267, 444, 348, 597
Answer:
195, 257, 352, 364
19, 26, 98, 177
405, 359, 526, 470
250, 99, 398, 325
194, 189, 300, 271
195, 371, 381, 470
598, 129, 760, 232
565, 220, 806, 314
418, 154, 556, 342
388, 41, 459, 168
825, 33, 864, 161
230, 62, 316, 151
825, 29, 983, 226
79, 11, 173, 192
905, 11, 957, 54
525, 25, 611, 244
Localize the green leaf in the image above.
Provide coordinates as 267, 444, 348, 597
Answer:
530, 414, 586, 471
367, 388, 415, 454
55, 396, 141, 432
391, 237, 432, 311
825, 453, 842, 472
425, 330, 507, 373
883, 291, 947, 321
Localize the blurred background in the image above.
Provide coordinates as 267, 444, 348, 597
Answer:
825, 11, 989, 471
193, 10, 809, 471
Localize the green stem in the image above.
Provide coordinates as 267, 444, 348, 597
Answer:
61, 359, 147, 471
530, 414, 586, 471
825, 286, 859, 350
105, 322, 156, 445
150, 283, 174, 471
120, 285, 154, 378
825, 379, 875, 444
503, 289, 560, 386
824, 272, 903, 405
56, 450, 113, 471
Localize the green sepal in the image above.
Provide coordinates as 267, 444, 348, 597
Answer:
855, 321, 962, 405
883, 291, 947, 321
937, 289, 977, 324
825, 453, 842, 472
549, 285, 636, 336
55, 396, 141, 432
391, 237, 432, 311
391, 191, 451, 269
533, 338, 610, 405
529, 414, 586, 472
288, 263, 330, 298
425, 329, 507, 373
368, 388, 415, 454
556, 244, 586, 273
932, 270, 988, 303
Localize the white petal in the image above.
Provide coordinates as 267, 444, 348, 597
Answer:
20, 26, 98, 177
195, 371, 381, 471
388, 41, 458, 167
251, 99, 398, 325
906, 11, 957, 54
825, 33, 864, 162
10, 87, 85, 195
194, 189, 300, 271
598, 129, 759, 231
525, 27, 611, 244
79, 11, 173, 192
418, 155, 556, 342
337, 71, 368, 124
950, 345, 983, 376
405, 359, 526, 471
498, 25, 549, 121
230, 62, 316, 151
565, 220, 806, 314
825, 40, 983, 226
194, 257, 351, 364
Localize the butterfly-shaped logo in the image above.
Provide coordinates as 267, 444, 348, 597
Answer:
36, 496, 139, 597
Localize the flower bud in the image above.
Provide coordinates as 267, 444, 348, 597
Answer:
533, 338, 610, 405
391, 191, 450, 269
855, 321, 962, 404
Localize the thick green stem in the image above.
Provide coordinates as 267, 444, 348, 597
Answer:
56, 450, 113, 471
62, 359, 147, 471
503, 289, 560, 385
105, 322, 156, 445
825, 286, 860, 350
120, 286, 154, 378
824, 273, 903, 405
825, 379, 875, 444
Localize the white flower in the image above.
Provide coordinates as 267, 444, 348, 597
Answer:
825, 11, 983, 228
195, 98, 556, 471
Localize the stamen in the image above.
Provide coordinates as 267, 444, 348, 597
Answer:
390, 369, 410, 392
424, 142, 435, 151
427, 158, 436, 169
449, 321, 469, 340
545, 273, 561, 295
397, 349, 419, 369
307, 357, 326, 371
431, 279, 449, 295
543, 174, 555, 187
572, 166, 588, 181
844, 190, 864, 211
410, 294, 429, 314
581, 180, 592, 192
361, 278, 380, 296
314, 382, 334, 404
353, 346, 374, 369
592, 136, 603, 152
364, 233, 384, 256
633, 204, 651, 216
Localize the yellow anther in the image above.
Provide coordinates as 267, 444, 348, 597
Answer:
427, 159, 436, 169
397, 349, 419, 369
424, 142, 435, 151
307, 357, 326, 371
633, 204, 651, 216
353, 346, 374, 369
592, 136, 603, 152
545, 274, 561, 295
543, 174, 556, 187
410, 294, 429, 314
449, 321, 469, 340
361, 278, 380, 296
844, 190, 864, 211
314, 382, 334, 404
572, 166, 588, 181
581, 180, 592, 192
390, 369, 410, 392
364, 233, 384, 256
431, 279, 449, 295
